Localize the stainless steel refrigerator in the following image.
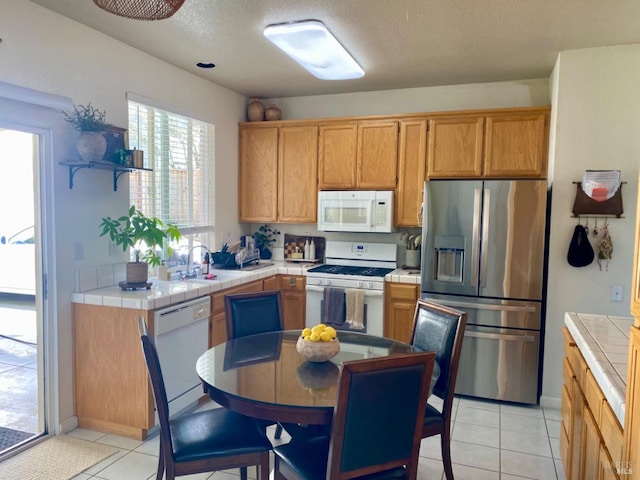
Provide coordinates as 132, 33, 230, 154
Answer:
420, 179, 548, 404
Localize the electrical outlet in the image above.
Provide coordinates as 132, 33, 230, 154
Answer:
611, 285, 623, 302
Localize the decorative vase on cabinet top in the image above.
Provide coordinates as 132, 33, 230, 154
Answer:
265, 104, 282, 121
247, 98, 265, 122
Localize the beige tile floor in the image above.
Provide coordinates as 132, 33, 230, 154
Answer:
64, 396, 565, 480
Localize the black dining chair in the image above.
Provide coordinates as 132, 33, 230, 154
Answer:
410, 298, 467, 480
273, 351, 436, 480
224, 289, 285, 439
138, 317, 271, 480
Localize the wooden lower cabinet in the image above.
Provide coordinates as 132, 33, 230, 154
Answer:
279, 275, 306, 331
561, 327, 624, 480
623, 326, 640, 479
73, 304, 157, 440
384, 283, 419, 343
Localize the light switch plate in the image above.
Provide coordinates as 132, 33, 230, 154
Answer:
611, 285, 623, 302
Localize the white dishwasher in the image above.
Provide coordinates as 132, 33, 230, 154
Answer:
154, 296, 210, 420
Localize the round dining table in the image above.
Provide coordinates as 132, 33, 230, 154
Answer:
196, 330, 440, 426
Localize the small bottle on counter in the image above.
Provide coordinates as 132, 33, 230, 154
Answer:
310, 239, 316, 260
158, 261, 168, 281
304, 239, 310, 259
202, 253, 210, 275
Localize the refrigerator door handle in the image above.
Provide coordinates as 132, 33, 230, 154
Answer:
428, 298, 536, 313
480, 187, 490, 287
465, 331, 536, 343
471, 188, 482, 287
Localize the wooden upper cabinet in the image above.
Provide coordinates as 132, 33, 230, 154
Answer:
427, 116, 484, 178
239, 126, 278, 222
318, 123, 357, 188
396, 119, 427, 227
277, 125, 318, 223
319, 120, 398, 189
356, 120, 399, 189
239, 124, 318, 223
483, 111, 549, 178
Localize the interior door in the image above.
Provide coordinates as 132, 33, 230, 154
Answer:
479, 180, 547, 300
421, 180, 482, 296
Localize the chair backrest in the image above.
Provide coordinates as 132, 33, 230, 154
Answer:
410, 299, 467, 403
138, 317, 174, 461
224, 290, 283, 340
327, 352, 435, 480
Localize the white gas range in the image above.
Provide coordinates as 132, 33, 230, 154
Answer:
305, 241, 397, 337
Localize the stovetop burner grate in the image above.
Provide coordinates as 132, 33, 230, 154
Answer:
307, 264, 394, 277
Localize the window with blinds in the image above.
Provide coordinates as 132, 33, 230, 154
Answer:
127, 100, 215, 266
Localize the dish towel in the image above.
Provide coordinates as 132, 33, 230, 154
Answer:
323, 287, 345, 325
345, 288, 365, 330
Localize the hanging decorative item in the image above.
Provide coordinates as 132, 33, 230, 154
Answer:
567, 222, 594, 268
93, 0, 185, 21
597, 222, 613, 271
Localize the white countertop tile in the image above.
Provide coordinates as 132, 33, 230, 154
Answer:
565, 312, 633, 425
71, 261, 316, 311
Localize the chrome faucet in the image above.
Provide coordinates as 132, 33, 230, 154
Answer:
182, 245, 212, 279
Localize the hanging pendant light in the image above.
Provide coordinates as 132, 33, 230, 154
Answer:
93, 0, 185, 21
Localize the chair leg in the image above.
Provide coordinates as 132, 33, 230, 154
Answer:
275, 422, 283, 439
441, 431, 454, 480
240, 466, 247, 480
156, 442, 165, 480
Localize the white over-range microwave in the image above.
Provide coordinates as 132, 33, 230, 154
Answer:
317, 190, 394, 233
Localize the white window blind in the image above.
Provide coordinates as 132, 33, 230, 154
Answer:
127, 100, 215, 263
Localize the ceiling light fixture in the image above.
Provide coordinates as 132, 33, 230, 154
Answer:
264, 20, 364, 80
93, 0, 185, 21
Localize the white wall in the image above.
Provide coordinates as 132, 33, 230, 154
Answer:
0, 1, 246, 429
542, 45, 640, 404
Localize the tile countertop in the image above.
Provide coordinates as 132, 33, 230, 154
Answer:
385, 268, 421, 284
565, 312, 633, 425
71, 261, 315, 311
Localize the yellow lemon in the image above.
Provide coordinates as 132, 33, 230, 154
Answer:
304, 335, 312, 341
311, 324, 325, 335
316, 323, 326, 329
320, 331, 332, 342
301, 327, 312, 337
325, 326, 337, 339
309, 332, 321, 342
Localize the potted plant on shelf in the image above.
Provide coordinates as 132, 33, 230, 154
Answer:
63, 103, 112, 163
252, 224, 281, 260
99, 205, 182, 284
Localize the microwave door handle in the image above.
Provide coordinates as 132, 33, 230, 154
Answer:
471, 188, 482, 287
480, 188, 490, 288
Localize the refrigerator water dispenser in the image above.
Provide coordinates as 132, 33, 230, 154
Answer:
434, 235, 465, 283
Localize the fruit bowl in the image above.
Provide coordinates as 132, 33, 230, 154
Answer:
296, 336, 340, 362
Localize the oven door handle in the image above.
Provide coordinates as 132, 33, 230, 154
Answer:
305, 285, 384, 297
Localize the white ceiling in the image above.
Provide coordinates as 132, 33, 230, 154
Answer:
30, 0, 640, 99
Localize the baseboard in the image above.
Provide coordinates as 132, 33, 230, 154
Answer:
59, 415, 78, 434
540, 395, 561, 410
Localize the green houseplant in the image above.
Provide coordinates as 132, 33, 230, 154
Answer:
63, 103, 112, 163
99, 205, 181, 284
252, 224, 280, 260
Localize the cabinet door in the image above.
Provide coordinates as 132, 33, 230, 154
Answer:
318, 123, 357, 188
263, 275, 278, 291
582, 406, 603, 480
278, 125, 318, 223
571, 378, 586, 480
280, 275, 306, 331
427, 116, 484, 178
631, 171, 640, 320
624, 326, 640, 474
395, 119, 427, 227
239, 127, 278, 222
357, 120, 399, 189
384, 283, 418, 343
600, 445, 621, 480
483, 112, 548, 178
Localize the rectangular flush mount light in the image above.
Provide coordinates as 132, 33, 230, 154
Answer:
264, 20, 364, 80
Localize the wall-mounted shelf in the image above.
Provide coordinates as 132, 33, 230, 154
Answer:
59, 161, 152, 191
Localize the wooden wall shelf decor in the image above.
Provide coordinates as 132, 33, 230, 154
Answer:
59, 161, 152, 191
571, 181, 626, 218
